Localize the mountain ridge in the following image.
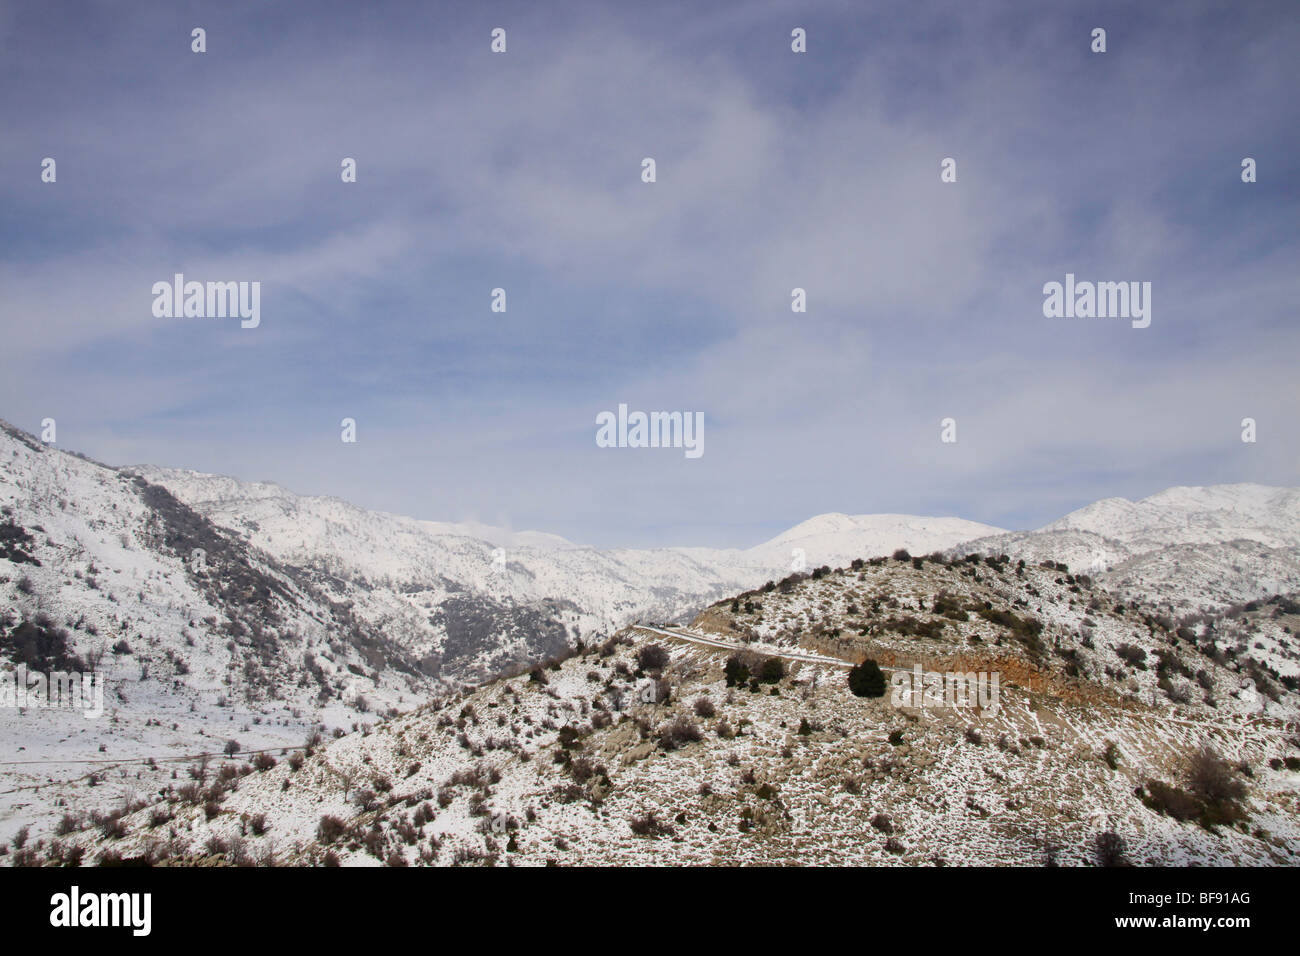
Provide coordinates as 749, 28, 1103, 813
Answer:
3, 416, 1299, 852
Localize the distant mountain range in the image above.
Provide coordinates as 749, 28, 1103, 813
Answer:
950, 484, 1300, 610
2, 415, 1298, 846
126, 463, 1009, 684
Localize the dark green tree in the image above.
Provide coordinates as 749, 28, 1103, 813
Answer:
724, 654, 750, 687
757, 657, 785, 684
848, 659, 887, 698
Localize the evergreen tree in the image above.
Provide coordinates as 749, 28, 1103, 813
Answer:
848, 658, 887, 698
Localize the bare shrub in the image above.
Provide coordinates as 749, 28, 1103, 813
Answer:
1142, 780, 1198, 821
628, 811, 674, 837
317, 815, 347, 845
657, 716, 702, 751
637, 644, 670, 672
1094, 830, 1128, 867
1187, 745, 1247, 807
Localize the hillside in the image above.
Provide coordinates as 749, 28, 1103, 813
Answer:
950, 485, 1300, 611
30, 552, 1300, 867
0, 420, 440, 844
0, 419, 1001, 842
130, 467, 1009, 670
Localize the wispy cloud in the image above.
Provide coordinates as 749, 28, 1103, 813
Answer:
1, 0, 1296, 546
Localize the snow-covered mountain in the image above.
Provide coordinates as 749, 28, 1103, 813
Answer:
0, 418, 1007, 840
745, 512, 1003, 569
3, 415, 1299, 849
50, 555, 1300, 868
125, 465, 1007, 685
950, 484, 1300, 610
1043, 485, 1300, 549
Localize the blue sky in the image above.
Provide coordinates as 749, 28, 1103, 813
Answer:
1, 0, 1297, 547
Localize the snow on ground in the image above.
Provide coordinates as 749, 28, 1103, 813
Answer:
4, 418, 1300, 865
44, 560, 1300, 868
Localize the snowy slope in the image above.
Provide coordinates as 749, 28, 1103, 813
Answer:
6, 415, 1300, 853
52, 558, 1300, 868
951, 485, 1300, 610
0, 418, 1004, 842
129, 465, 1008, 682
750, 512, 1004, 570
0, 420, 443, 844
1043, 485, 1300, 549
